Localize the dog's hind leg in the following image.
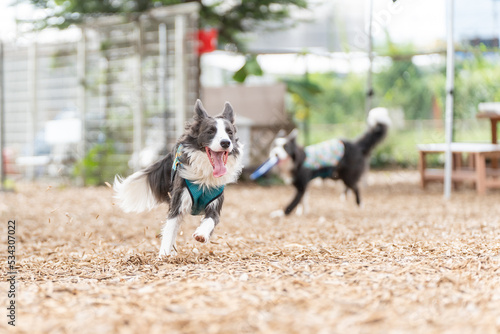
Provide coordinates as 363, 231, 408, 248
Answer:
285, 183, 307, 215
350, 185, 362, 207
159, 188, 192, 257
193, 195, 223, 244
296, 190, 310, 216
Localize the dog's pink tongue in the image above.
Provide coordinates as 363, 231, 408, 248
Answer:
211, 151, 227, 178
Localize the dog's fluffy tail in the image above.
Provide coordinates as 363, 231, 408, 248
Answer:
113, 153, 173, 213
356, 107, 391, 156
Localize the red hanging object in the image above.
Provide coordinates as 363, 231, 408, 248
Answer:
197, 28, 218, 54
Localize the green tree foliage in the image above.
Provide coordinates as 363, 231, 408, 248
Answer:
283, 74, 322, 145
72, 140, 115, 186
374, 59, 433, 120
233, 54, 263, 83
372, 39, 434, 120
454, 47, 500, 119
286, 53, 500, 124
18, 0, 307, 51
306, 72, 365, 124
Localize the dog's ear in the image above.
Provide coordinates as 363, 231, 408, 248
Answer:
194, 99, 208, 120
276, 129, 286, 138
287, 129, 299, 141
222, 102, 235, 124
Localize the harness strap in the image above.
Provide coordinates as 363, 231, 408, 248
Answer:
171, 144, 183, 183
171, 144, 225, 215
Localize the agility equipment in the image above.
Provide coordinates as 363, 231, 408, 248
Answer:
250, 156, 279, 180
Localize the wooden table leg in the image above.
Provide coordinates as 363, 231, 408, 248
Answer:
475, 152, 486, 194
492, 120, 498, 169
492, 119, 498, 144
418, 151, 426, 188
452, 152, 462, 189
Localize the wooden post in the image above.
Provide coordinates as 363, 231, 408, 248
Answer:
475, 152, 486, 194
452, 152, 461, 189
418, 150, 427, 189
491, 119, 498, 169
492, 119, 498, 144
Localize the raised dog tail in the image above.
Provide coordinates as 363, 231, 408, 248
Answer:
355, 107, 391, 156
113, 153, 173, 213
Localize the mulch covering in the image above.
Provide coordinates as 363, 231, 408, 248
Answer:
1, 171, 500, 333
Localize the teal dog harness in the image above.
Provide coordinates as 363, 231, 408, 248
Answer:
172, 145, 224, 215
303, 139, 345, 170
184, 180, 224, 215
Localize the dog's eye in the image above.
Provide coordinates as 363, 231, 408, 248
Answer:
227, 130, 233, 136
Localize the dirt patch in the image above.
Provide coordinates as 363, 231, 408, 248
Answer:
1, 171, 500, 333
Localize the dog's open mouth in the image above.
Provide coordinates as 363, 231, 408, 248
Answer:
205, 147, 229, 178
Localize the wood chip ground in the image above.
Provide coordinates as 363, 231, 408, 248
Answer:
1, 171, 499, 333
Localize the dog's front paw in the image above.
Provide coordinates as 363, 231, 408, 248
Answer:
270, 209, 285, 218
193, 218, 215, 244
193, 232, 208, 243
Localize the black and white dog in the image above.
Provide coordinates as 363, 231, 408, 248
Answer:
114, 100, 243, 257
269, 107, 391, 216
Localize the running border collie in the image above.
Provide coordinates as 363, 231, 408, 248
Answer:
114, 100, 243, 257
269, 107, 391, 216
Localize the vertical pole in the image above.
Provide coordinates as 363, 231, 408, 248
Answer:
77, 27, 87, 185
133, 20, 145, 171
493, 0, 499, 44
364, 0, 374, 115
158, 23, 168, 148
175, 15, 186, 141
444, 0, 455, 199
27, 42, 38, 181
362, 0, 374, 186
0, 41, 5, 190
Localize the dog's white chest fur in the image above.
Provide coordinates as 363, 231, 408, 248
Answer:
179, 147, 243, 189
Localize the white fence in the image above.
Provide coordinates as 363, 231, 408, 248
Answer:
0, 3, 200, 183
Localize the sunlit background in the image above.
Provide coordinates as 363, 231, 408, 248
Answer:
0, 0, 499, 185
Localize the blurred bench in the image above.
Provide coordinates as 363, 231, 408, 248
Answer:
477, 102, 500, 144
417, 143, 500, 194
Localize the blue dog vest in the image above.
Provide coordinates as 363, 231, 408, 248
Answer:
303, 139, 345, 170
172, 145, 224, 216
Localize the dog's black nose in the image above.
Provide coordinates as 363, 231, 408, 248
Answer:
220, 139, 231, 149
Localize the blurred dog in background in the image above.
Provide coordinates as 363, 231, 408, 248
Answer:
269, 107, 391, 216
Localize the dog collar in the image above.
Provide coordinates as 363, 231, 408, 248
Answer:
172, 144, 183, 172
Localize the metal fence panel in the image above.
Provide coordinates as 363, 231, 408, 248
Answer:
1, 3, 200, 183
